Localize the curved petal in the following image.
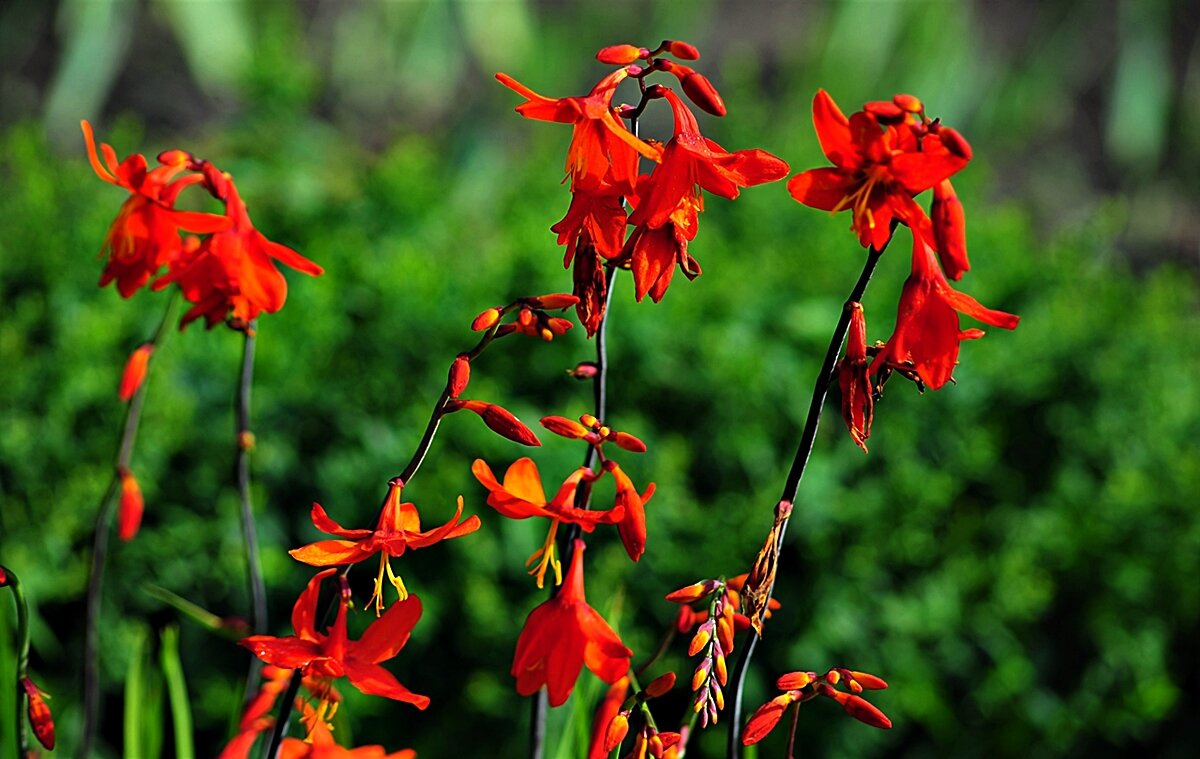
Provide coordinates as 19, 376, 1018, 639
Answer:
787, 168, 857, 212
311, 502, 373, 539
496, 73, 577, 123
890, 134, 968, 195
343, 659, 430, 709
355, 595, 422, 664
288, 539, 369, 567
292, 568, 337, 640
812, 90, 859, 168
239, 635, 320, 669
578, 606, 632, 685
502, 458, 548, 505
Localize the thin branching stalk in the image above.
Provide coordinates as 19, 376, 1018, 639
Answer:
237, 322, 269, 707
2, 566, 31, 757
80, 292, 178, 759
725, 245, 885, 757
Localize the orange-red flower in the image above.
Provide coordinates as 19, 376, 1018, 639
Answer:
511, 540, 632, 706
496, 67, 660, 194
604, 460, 656, 562
289, 479, 480, 614
153, 167, 324, 329
117, 467, 144, 541
742, 668, 891, 746
872, 233, 1019, 390
240, 569, 429, 709
83, 120, 230, 297
117, 343, 153, 402
836, 302, 873, 451
278, 721, 415, 759
472, 458, 623, 586
786, 90, 969, 251
626, 89, 788, 301
22, 676, 55, 750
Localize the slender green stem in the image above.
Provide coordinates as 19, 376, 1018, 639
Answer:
81, 292, 178, 759
236, 322, 269, 707
725, 245, 885, 757
2, 566, 30, 757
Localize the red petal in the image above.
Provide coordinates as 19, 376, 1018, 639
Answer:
355, 595, 422, 664
343, 659, 430, 709
812, 90, 859, 168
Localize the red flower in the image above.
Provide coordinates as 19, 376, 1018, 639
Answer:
118, 343, 153, 402
472, 458, 623, 586
496, 67, 660, 194
786, 90, 969, 251
604, 460, 656, 562
278, 722, 415, 759
836, 302, 873, 452
626, 89, 788, 301
82, 120, 230, 297
117, 467, 144, 541
240, 569, 429, 709
22, 677, 55, 751
511, 540, 632, 706
872, 233, 1019, 390
153, 168, 324, 329
289, 479, 480, 614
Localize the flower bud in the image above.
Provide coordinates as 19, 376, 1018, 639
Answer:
776, 671, 813, 691
610, 431, 647, 453
848, 670, 889, 690
681, 72, 726, 117
471, 307, 501, 331
741, 694, 792, 746
540, 415, 590, 439
691, 658, 711, 690
825, 669, 841, 685
568, 362, 599, 379
480, 404, 541, 447
527, 293, 579, 310
714, 652, 728, 685
517, 307, 535, 327
892, 93, 923, 113
840, 693, 892, 729
118, 468, 144, 541
580, 414, 600, 429
688, 624, 712, 656
448, 354, 471, 398
22, 677, 55, 750
863, 100, 905, 124
118, 343, 153, 402
597, 44, 643, 65
931, 179, 969, 281
665, 40, 701, 59
665, 579, 720, 604
937, 126, 973, 160
604, 712, 630, 751
644, 672, 675, 698
675, 605, 696, 633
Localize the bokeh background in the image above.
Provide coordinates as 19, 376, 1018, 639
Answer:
2, 1, 1198, 757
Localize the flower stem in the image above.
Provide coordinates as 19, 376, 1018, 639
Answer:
725, 244, 885, 757
80, 292, 177, 759
236, 322, 268, 707
2, 565, 31, 757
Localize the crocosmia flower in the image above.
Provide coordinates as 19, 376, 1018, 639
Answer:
278, 721, 415, 759
836, 302, 873, 452
82, 120, 230, 297
289, 479, 480, 614
511, 540, 632, 706
240, 569, 429, 709
872, 233, 1019, 390
786, 90, 969, 251
153, 165, 324, 329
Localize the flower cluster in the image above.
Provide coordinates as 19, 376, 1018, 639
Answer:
84, 120, 323, 331
498, 39, 788, 334
593, 672, 683, 759
788, 92, 1019, 450
743, 668, 891, 746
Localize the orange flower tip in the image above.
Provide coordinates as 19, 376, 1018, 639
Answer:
568, 361, 600, 380
580, 413, 601, 429
604, 713, 631, 751
681, 72, 726, 117
644, 672, 676, 698
776, 671, 814, 691
842, 694, 892, 729
848, 670, 889, 690
156, 148, 190, 166
610, 431, 647, 453
863, 100, 905, 124
481, 404, 542, 446
665, 579, 720, 604
118, 471, 144, 542
527, 293, 579, 310
471, 307, 502, 331
238, 430, 256, 451
596, 44, 644, 65
118, 343, 153, 402
687, 627, 712, 656
892, 93, 923, 113
825, 669, 841, 685
937, 126, 973, 160
448, 354, 471, 399
540, 415, 590, 439
741, 695, 790, 745
22, 677, 55, 751
665, 40, 701, 60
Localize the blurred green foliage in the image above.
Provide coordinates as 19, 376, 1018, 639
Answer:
1, 1, 1199, 758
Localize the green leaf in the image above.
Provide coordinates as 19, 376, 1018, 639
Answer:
160, 625, 194, 759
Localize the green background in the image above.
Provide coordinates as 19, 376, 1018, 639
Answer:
1, 1, 1198, 757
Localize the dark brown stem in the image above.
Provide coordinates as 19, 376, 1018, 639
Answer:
725, 244, 885, 757
785, 700, 801, 759
80, 292, 177, 759
236, 323, 268, 707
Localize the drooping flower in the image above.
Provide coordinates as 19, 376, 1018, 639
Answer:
117, 467, 144, 541
786, 90, 970, 251
872, 233, 1019, 390
511, 540, 632, 706
604, 460, 656, 562
836, 303, 873, 451
22, 676, 55, 751
240, 569, 429, 709
82, 120, 230, 297
472, 458, 623, 586
289, 479, 480, 614
625, 89, 789, 301
930, 178, 969, 280
152, 165, 324, 329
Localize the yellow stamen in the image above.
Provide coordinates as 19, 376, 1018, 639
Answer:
525, 522, 562, 589
367, 552, 388, 616
384, 556, 409, 602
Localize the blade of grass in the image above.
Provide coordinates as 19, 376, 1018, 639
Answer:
160, 625, 194, 759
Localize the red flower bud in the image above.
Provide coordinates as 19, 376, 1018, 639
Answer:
597, 45, 644, 65
568, 362, 599, 379
931, 179, 969, 281
840, 693, 892, 729
118, 343, 153, 402
665, 40, 701, 59
665, 579, 720, 604
741, 694, 793, 745
681, 72, 726, 117
848, 670, 889, 690
480, 403, 541, 447
937, 126, 973, 160
776, 671, 814, 691
540, 415, 590, 439
604, 713, 630, 751
22, 677, 55, 750
118, 469, 144, 541
644, 672, 676, 698
0, 567, 7, 586
892, 93, 923, 113
448, 354, 470, 398
471, 307, 502, 331
609, 431, 647, 453
675, 605, 696, 633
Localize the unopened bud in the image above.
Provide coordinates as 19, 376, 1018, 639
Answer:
937, 126, 973, 160
776, 671, 813, 691
118, 343, 153, 402
840, 693, 892, 729
118, 469, 144, 542
610, 431, 647, 453
649, 733, 664, 757
448, 354, 471, 398
675, 605, 696, 633
471, 307, 501, 331
237, 431, 256, 451
604, 712, 630, 750
863, 100, 905, 124
665, 579, 720, 604
540, 415, 590, 439
527, 293, 578, 310
691, 659, 711, 691
568, 361, 599, 380
22, 678, 55, 750
681, 72, 726, 117
580, 414, 600, 429
715, 653, 728, 685
665, 40, 701, 59
597, 44, 645, 65
892, 93, 923, 113
688, 625, 712, 656
517, 307, 535, 327
480, 404, 542, 447
848, 670, 889, 690
644, 672, 676, 698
